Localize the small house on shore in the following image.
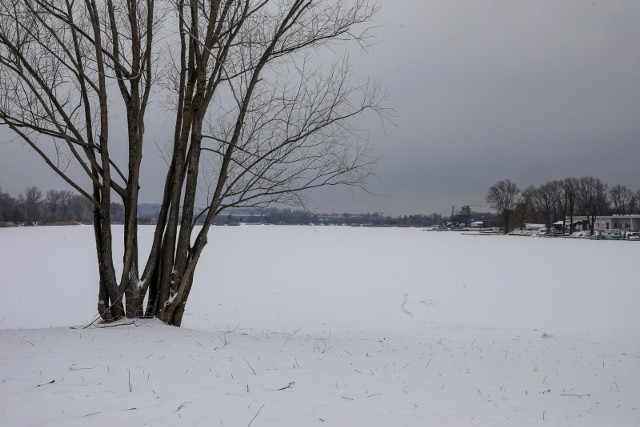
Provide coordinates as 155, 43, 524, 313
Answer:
552, 218, 590, 233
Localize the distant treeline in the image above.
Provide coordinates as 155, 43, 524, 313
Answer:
1, 186, 481, 228
213, 209, 463, 227
0, 186, 165, 226
0, 187, 93, 225
11, 176, 637, 230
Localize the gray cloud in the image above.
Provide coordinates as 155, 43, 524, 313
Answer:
322, 0, 640, 215
2, 0, 640, 216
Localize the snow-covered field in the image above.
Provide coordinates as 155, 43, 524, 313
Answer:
1, 225, 639, 426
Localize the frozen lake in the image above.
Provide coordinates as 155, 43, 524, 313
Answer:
1, 224, 638, 333
1, 225, 639, 425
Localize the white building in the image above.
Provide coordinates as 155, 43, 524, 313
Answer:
593, 215, 640, 232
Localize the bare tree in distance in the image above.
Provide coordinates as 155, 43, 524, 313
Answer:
513, 185, 536, 229
575, 177, 608, 235
45, 190, 63, 222
457, 205, 472, 227
486, 179, 520, 234
23, 186, 42, 224
532, 180, 563, 233
0, 186, 13, 221
609, 185, 637, 215
0, 0, 386, 326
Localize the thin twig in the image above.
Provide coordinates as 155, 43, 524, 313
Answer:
243, 356, 257, 375
247, 404, 265, 427
559, 393, 590, 398
275, 382, 295, 391
222, 323, 240, 347
81, 320, 137, 329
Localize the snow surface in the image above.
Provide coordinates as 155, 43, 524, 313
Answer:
1, 225, 639, 426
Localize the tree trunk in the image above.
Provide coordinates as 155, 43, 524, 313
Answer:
97, 279, 114, 322
165, 270, 195, 326
502, 211, 510, 234
93, 203, 123, 320
545, 209, 552, 234
144, 251, 162, 317
569, 196, 575, 234
125, 286, 145, 318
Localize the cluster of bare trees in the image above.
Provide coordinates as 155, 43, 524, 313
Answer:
0, 186, 92, 224
0, 0, 384, 325
487, 177, 639, 234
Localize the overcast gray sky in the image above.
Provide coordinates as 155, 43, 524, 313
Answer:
2, 0, 640, 216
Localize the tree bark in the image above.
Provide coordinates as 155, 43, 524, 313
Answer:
125, 286, 145, 318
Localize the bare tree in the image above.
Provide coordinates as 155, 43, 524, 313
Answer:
59, 190, 74, 219
23, 186, 42, 224
147, 0, 384, 325
0, 0, 156, 319
531, 180, 563, 233
609, 185, 636, 215
513, 185, 538, 228
0, 0, 384, 326
561, 177, 578, 234
44, 189, 64, 221
0, 186, 17, 222
575, 176, 609, 235
486, 179, 520, 234
457, 205, 472, 227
